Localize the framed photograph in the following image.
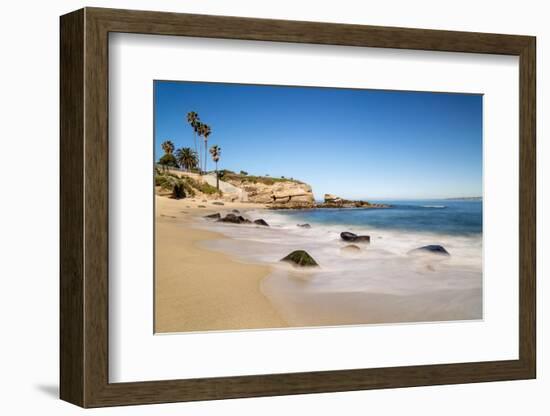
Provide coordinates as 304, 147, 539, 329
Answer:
60, 7, 536, 408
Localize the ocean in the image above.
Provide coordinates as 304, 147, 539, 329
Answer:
276, 199, 482, 236
196, 200, 483, 327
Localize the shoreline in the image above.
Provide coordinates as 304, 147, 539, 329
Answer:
155, 195, 482, 332
197, 205, 483, 327
154, 196, 287, 333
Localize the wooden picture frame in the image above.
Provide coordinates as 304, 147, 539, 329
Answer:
60, 7, 536, 408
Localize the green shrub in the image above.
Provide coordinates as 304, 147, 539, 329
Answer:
158, 153, 179, 169
182, 176, 220, 195
155, 173, 195, 198
155, 174, 173, 190
180, 179, 195, 197
199, 182, 220, 195
172, 183, 186, 199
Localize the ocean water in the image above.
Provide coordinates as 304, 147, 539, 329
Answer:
196, 200, 483, 327
277, 199, 482, 236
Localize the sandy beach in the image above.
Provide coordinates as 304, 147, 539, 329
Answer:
154, 196, 287, 333
155, 194, 482, 333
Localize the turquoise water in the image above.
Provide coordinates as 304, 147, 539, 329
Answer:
274, 200, 482, 236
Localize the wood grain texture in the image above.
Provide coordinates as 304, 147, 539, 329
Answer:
59, 8, 84, 407
83, 10, 110, 406
59, 7, 537, 408
518, 38, 536, 375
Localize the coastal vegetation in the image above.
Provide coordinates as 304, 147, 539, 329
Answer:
175, 147, 198, 171
161, 111, 220, 175
183, 175, 220, 195
155, 168, 220, 199
209, 144, 221, 190
156, 110, 225, 198
155, 111, 388, 210
158, 140, 178, 171
186, 111, 200, 167
200, 123, 212, 173
185, 111, 213, 173
221, 170, 303, 186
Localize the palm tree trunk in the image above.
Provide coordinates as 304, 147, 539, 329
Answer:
215, 162, 219, 190
193, 131, 199, 172
204, 140, 208, 173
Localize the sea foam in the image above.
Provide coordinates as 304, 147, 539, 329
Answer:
195, 208, 482, 326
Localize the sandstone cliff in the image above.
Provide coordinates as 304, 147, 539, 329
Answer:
156, 169, 389, 209
222, 172, 315, 207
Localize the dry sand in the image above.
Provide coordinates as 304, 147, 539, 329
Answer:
154, 196, 287, 333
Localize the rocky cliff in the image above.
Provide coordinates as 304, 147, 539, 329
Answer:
223, 173, 315, 207
156, 169, 389, 209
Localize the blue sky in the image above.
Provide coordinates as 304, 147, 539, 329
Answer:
154, 81, 482, 200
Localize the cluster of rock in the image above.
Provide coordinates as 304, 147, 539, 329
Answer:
267, 193, 391, 210
318, 194, 390, 209
204, 212, 270, 227
205, 212, 450, 268
278, 235, 450, 268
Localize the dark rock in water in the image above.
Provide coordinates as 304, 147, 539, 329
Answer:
297, 223, 311, 228
219, 213, 239, 223
280, 250, 318, 267
232, 209, 240, 213
204, 213, 221, 219
340, 231, 357, 241
340, 232, 370, 243
341, 244, 361, 252
408, 245, 450, 256
212, 201, 225, 206
198, 205, 206, 208
254, 219, 269, 226
218, 213, 249, 224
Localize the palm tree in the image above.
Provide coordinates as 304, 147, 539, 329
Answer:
159, 140, 176, 172
158, 153, 178, 172
160, 140, 175, 155
209, 145, 221, 190
186, 111, 200, 168
175, 147, 198, 171
195, 121, 204, 173
201, 124, 211, 173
